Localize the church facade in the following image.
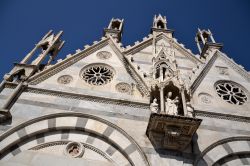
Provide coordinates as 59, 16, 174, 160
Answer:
0, 15, 250, 166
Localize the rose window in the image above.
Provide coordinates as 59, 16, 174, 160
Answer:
215, 82, 248, 105
81, 64, 114, 86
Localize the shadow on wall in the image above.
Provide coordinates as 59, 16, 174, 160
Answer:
192, 133, 208, 166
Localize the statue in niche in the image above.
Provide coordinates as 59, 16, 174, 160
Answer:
150, 98, 159, 113
164, 69, 172, 81
165, 92, 179, 115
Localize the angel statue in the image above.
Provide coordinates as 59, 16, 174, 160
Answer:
150, 98, 159, 113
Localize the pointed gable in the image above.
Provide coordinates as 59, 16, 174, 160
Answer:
27, 37, 149, 100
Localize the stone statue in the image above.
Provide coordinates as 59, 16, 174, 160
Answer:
164, 70, 172, 81
165, 92, 179, 115
150, 98, 159, 113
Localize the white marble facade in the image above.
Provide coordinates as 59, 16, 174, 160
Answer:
0, 15, 250, 166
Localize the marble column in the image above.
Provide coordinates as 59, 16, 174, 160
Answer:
2, 82, 26, 110
181, 90, 187, 116
160, 86, 165, 113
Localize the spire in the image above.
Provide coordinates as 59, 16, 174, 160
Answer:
151, 14, 174, 37
104, 18, 124, 42
195, 29, 223, 59
4, 30, 64, 82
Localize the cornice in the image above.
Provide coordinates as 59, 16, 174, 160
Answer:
28, 37, 110, 85
123, 33, 202, 64
108, 38, 150, 96
219, 51, 250, 82
190, 51, 219, 94
195, 109, 250, 123
4, 83, 149, 109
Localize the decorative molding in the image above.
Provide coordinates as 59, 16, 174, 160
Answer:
28, 38, 110, 85
31, 141, 112, 161
219, 51, 250, 82
3, 82, 149, 109
108, 39, 150, 96
0, 112, 150, 166
27, 87, 149, 109
124, 33, 202, 64
195, 110, 250, 123
190, 51, 219, 94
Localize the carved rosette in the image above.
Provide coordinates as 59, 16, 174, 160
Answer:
64, 142, 85, 158
96, 51, 112, 60
198, 93, 212, 104
116, 82, 131, 94
57, 75, 73, 84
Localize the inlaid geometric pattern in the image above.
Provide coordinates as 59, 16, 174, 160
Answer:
195, 136, 250, 166
0, 113, 149, 166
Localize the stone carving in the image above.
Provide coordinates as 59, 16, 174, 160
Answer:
146, 113, 202, 151
96, 51, 112, 60
199, 93, 212, 104
57, 75, 73, 84
150, 98, 159, 113
165, 92, 179, 115
81, 64, 114, 86
64, 142, 84, 158
116, 82, 131, 93
216, 66, 229, 75
215, 81, 248, 105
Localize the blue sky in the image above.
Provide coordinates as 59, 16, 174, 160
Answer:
0, 0, 250, 79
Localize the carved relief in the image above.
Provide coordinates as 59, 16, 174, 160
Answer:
115, 82, 131, 93
198, 93, 212, 104
57, 75, 73, 84
96, 51, 112, 60
216, 66, 229, 75
81, 64, 114, 86
64, 142, 85, 158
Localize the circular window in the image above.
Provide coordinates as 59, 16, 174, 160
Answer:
215, 81, 248, 105
81, 64, 114, 86
116, 82, 131, 93
57, 75, 73, 84
96, 51, 112, 60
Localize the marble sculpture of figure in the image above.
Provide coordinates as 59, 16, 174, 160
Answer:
150, 98, 159, 113
165, 92, 179, 115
